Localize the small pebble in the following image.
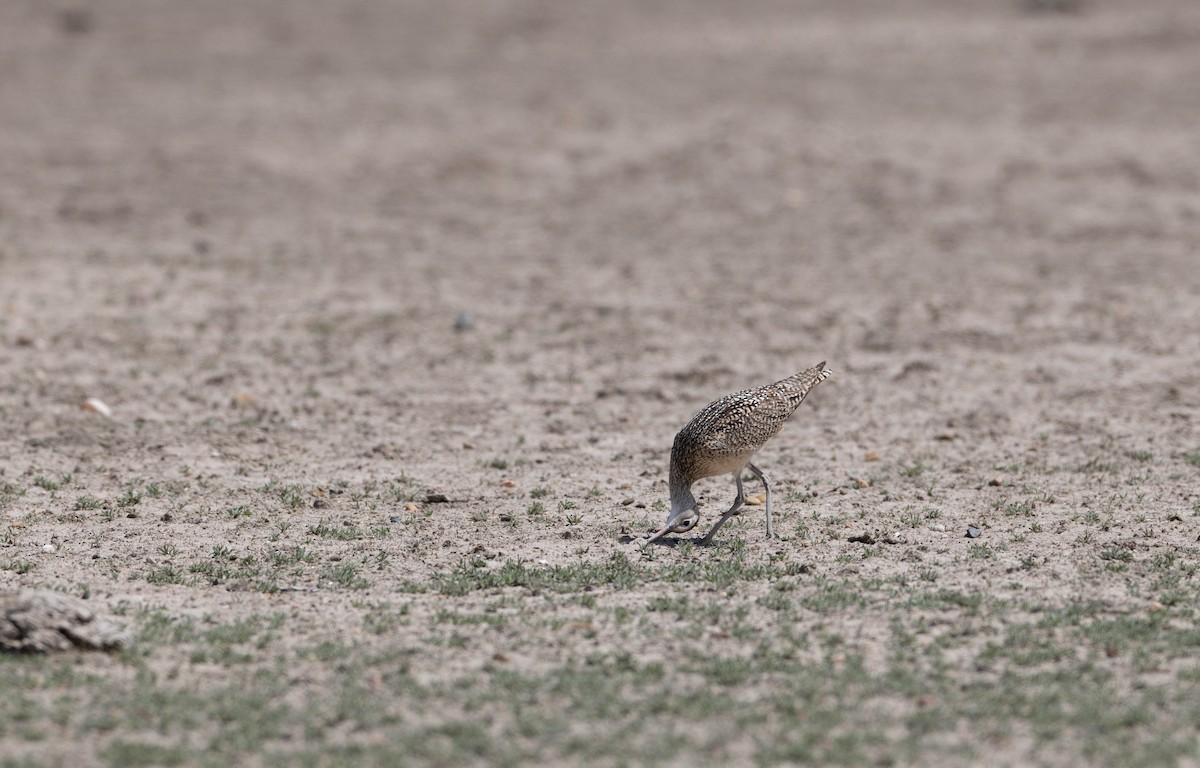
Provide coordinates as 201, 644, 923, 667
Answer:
82, 397, 112, 417
454, 312, 475, 332
931, 523, 946, 532
58, 8, 93, 34
987, 475, 1005, 487
403, 503, 418, 512
620, 497, 635, 506
966, 527, 982, 538
41, 544, 56, 554
864, 451, 879, 462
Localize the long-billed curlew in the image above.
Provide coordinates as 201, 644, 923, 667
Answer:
644, 361, 832, 545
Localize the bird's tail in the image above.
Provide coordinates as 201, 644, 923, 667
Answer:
779, 361, 832, 410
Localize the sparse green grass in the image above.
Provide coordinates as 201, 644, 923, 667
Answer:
33, 474, 70, 492
321, 561, 370, 590
5, 580, 1200, 768
0, 482, 24, 506
307, 521, 363, 540
1, 559, 35, 574
145, 565, 186, 585
5, 449, 1200, 768
269, 546, 314, 566
277, 485, 304, 509
1000, 498, 1036, 516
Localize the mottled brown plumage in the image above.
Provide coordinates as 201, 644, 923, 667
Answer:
645, 362, 832, 545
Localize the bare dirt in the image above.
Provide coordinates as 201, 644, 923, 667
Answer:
2, 0, 1200, 765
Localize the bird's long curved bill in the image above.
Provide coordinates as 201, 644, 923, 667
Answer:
642, 522, 676, 545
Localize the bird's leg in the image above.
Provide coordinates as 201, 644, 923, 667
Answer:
698, 470, 747, 545
745, 461, 772, 539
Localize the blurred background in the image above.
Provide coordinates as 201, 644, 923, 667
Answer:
1, 0, 1198, 463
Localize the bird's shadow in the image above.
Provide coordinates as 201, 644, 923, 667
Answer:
621, 534, 711, 548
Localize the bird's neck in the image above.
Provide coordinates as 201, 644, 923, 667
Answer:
668, 468, 696, 513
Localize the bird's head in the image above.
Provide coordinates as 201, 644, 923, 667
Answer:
643, 493, 699, 544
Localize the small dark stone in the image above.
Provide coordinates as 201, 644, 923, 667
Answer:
849, 533, 876, 544
389, 514, 400, 523
425, 493, 449, 503
159, 513, 173, 522
58, 8, 93, 35
453, 312, 475, 332
1020, 0, 1084, 14
312, 498, 328, 509
966, 527, 982, 538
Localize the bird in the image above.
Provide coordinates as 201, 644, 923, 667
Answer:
644, 361, 832, 546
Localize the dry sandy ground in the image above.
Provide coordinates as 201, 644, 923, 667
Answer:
2, 0, 1200, 765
